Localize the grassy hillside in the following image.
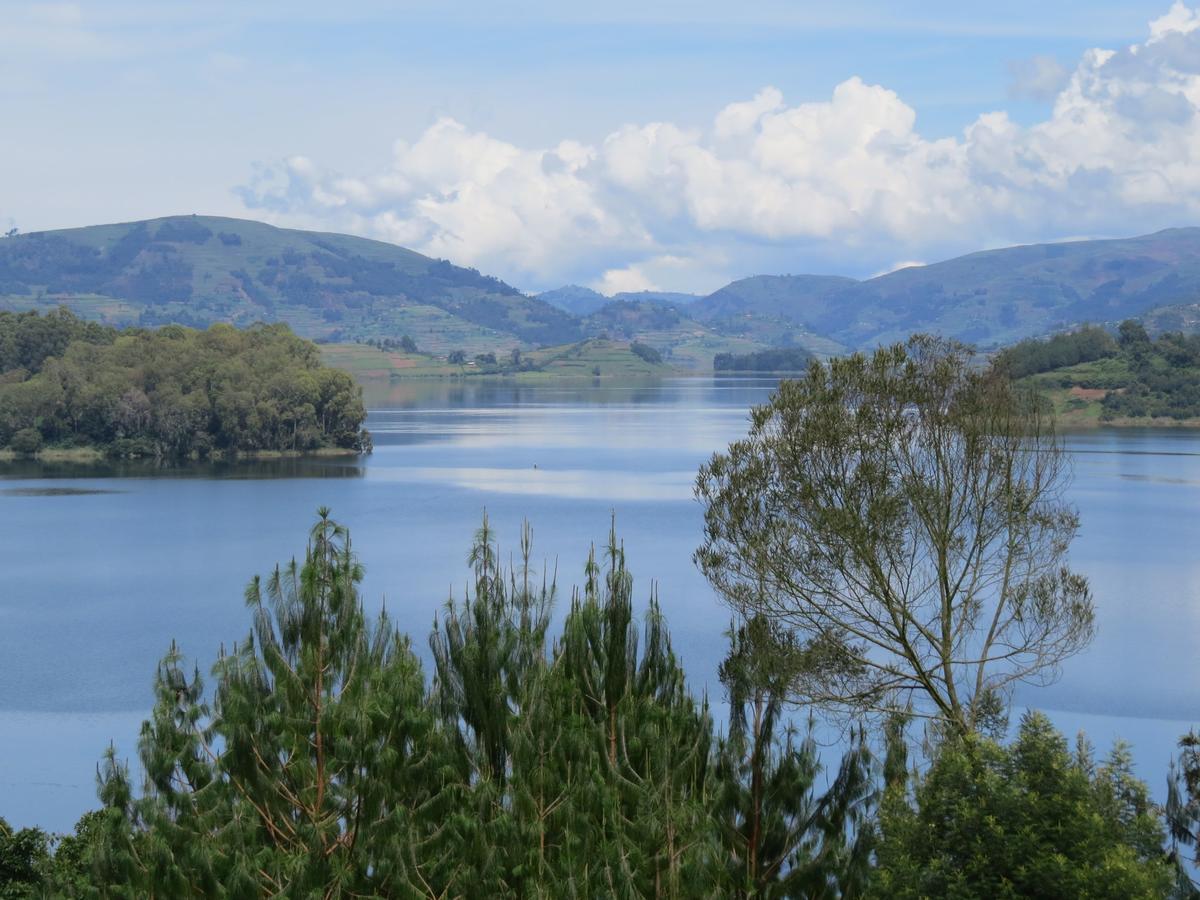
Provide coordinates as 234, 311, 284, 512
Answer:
11, 218, 1200, 368
537, 286, 700, 316
321, 338, 674, 381
1006, 323, 1200, 426
821, 229, 1200, 349
0, 216, 581, 350
685, 229, 1200, 351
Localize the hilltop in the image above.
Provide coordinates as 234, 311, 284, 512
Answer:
675, 229, 1200, 352
8, 218, 1200, 371
0, 215, 581, 353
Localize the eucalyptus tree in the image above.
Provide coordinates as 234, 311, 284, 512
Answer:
696, 336, 1094, 737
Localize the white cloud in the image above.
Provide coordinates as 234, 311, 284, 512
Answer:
237, 4, 1200, 291
1008, 54, 1071, 99
872, 260, 927, 278
595, 265, 660, 296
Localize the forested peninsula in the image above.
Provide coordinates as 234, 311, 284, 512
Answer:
995, 320, 1200, 425
0, 309, 370, 459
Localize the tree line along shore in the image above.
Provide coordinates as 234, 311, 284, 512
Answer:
4, 336, 1200, 897
0, 309, 371, 460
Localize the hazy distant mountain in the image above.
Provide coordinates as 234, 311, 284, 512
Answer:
610, 290, 699, 306
689, 274, 857, 324
822, 228, 1200, 348
692, 229, 1200, 350
537, 286, 699, 316
536, 285, 608, 316
7, 216, 1200, 364
0, 215, 581, 352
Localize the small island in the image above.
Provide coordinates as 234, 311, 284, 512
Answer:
0, 309, 370, 460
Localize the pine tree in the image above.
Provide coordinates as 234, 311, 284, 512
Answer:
714, 617, 875, 898
95, 508, 447, 897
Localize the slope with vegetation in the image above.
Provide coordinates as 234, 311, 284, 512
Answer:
0, 216, 581, 351
0, 309, 369, 459
996, 320, 1200, 425
14, 218, 1200, 371
822, 230, 1200, 348
320, 337, 673, 380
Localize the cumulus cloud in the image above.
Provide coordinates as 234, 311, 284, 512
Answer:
237, 4, 1200, 291
1008, 55, 1070, 100
595, 265, 660, 296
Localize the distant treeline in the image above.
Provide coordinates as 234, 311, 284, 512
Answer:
991, 325, 1118, 378
997, 320, 1200, 421
0, 309, 369, 457
714, 347, 814, 372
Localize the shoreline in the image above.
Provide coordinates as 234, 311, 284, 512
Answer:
0, 446, 362, 464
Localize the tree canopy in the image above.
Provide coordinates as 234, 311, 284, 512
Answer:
696, 336, 1094, 737
873, 712, 1176, 898
67, 511, 877, 898
0, 310, 370, 457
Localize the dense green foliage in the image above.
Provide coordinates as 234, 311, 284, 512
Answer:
630, 341, 664, 364
0, 310, 369, 457
0, 307, 115, 375
1101, 324, 1200, 420
992, 325, 1118, 378
697, 336, 1093, 737
33, 512, 875, 898
874, 712, 1176, 898
0, 216, 580, 348
1010, 319, 1200, 420
1, 510, 1180, 897
713, 347, 815, 372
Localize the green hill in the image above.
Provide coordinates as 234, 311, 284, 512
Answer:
689, 229, 1200, 351
0, 215, 582, 351
536, 284, 609, 316
997, 322, 1200, 426
11, 218, 1200, 369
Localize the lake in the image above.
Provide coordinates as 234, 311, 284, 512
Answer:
2, 377, 1198, 833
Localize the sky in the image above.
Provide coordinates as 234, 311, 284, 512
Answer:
5, 1, 1200, 293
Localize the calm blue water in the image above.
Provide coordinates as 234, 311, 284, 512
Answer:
1, 377, 1197, 832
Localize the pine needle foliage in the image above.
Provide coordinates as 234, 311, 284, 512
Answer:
76, 510, 876, 898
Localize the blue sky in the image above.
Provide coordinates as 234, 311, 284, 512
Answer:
4, 1, 1200, 292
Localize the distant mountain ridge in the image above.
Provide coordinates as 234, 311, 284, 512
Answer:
0, 215, 581, 353
5, 216, 1200, 367
812, 228, 1200, 348
537, 286, 699, 317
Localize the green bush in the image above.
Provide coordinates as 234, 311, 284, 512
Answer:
8, 427, 42, 455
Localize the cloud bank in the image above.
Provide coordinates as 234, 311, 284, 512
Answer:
237, 3, 1200, 293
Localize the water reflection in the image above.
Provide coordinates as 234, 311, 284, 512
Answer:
0, 455, 367, 481
1, 379, 1198, 835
